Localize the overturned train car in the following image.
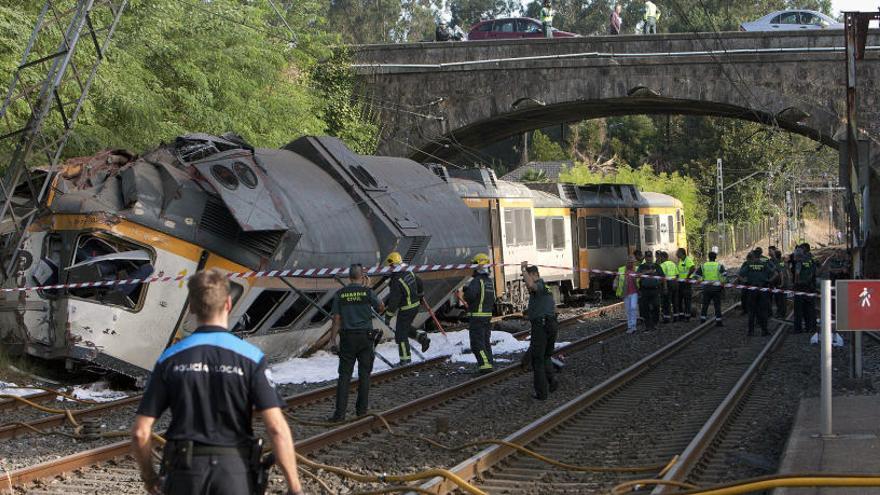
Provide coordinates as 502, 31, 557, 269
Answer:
0, 134, 485, 377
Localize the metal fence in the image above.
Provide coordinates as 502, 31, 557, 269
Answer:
703, 217, 781, 257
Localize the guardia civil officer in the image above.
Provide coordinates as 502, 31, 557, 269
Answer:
695, 251, 726, 326
131, 269, 304, 495
384, 252, 430, 366
658, 251, 678, 323
739, 252, 754, 314
792, 244, 817, 334
738, 252, 778, 336
675, 248, 696, 320
637, 251, 661, 331
522, 262, 558, 400
327, 264, 385, 422
462, 253, 495, 373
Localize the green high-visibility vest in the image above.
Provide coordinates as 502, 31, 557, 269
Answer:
541, 6, 554, 23
702, 261, 722, 281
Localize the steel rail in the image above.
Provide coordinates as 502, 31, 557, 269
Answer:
417, 304, 739, 494
294, 320, 627, 454
651, 316, 790, 493
0, 390, 56, 412
4, 302, 623, 487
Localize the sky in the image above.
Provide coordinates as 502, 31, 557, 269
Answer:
831, 0, 880, 15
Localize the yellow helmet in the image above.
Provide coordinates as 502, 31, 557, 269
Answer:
385, 251, 403, 266
472, 253, 490, 265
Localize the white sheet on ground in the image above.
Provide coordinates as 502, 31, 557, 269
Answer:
68, 381, 128, 402
269, 329, 570, 385
0, 381, 42, 397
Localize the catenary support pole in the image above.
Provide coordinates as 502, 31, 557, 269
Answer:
820, 279, 833, 437
854, 331, 863, 379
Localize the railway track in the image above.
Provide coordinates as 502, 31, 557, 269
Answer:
6, 302, 624, 493
417, 306, 787, 494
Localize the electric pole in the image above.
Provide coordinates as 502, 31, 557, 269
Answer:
716, 158, 725, 252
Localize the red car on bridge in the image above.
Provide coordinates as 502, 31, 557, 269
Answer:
467, 17, 579, 40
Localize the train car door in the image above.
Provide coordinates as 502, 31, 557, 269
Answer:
489, 199, 505, 296
574, 208, 589, 289
166, 251, 250, 346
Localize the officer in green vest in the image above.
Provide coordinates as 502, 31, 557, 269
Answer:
695, 251, 726, 326
792, 243, 817, 334
462, 253, 495, 373
658, 251, 678, 323
384, 252, 430, 366
540, 0, 555, 38
675, 248, 696, 321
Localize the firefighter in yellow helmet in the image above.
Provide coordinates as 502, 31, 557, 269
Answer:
461, 253, 495, 373
384, 252, 430, 366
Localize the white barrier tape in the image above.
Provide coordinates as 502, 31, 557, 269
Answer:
1, 262, 821, 298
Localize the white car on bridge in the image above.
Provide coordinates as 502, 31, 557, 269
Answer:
740, 10, 843, 31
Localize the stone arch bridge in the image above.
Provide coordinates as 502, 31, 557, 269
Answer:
351, 31, 880, 273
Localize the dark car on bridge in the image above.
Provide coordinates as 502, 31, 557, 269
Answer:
467, 17, 578, 40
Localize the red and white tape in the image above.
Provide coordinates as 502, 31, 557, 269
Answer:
2, 262, 820, 298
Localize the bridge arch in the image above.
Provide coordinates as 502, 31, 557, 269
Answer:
352, 32, 879, 160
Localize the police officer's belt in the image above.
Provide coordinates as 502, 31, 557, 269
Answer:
192, 444, 251, 457
342, 328, 370, 333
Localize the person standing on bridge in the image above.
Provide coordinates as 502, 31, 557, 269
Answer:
541, 0, 556, 38
522, 262, 559, 400
131, 269, 304, 495
609, 4, 623, 35
643, 0, 660, 34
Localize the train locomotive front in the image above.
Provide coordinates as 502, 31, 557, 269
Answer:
0, 134, 486, 376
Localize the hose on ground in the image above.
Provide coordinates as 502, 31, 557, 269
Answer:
611, 478, 699, 494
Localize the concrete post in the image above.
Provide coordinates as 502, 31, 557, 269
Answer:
820, 279, 833, 437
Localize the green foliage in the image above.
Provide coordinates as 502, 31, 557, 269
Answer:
0, 0, 378, 160
529, 130, 569, 162
520, 168, 550, 182
560, 163, 706, 248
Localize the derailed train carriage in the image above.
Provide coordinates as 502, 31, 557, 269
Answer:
0, 134, 486, 377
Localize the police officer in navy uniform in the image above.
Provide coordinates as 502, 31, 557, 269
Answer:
738, 252, 779, 336
522, 262, 559, 400
462, 253, 495, 373
384, 252, 430, 366
637, 251, 662, 331
131, 269, 304, 495
327, 264, 385, 422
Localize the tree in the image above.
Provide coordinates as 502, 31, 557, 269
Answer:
0, 0, 378, 159
529, 130, 569, 161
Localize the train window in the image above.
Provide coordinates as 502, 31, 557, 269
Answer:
644, 215, 659, 245
211, 164, 239, 190
585, 217, 600, 249
551, 218, 565, 250
628, 216, 639, 248
67, 233, 155, 310
615, 217, 625, 246
271, 290, 327, 329
35, 234, 63, 295
535, 218, 550, 251
667, 215, 675, 243
504, 208, 534, 247
235, 289, 289, 335
232, 161, 258, 189
600, 216, 614, 246
577, 217, 586, 249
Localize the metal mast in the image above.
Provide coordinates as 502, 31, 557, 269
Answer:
0, 0, 128, 277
